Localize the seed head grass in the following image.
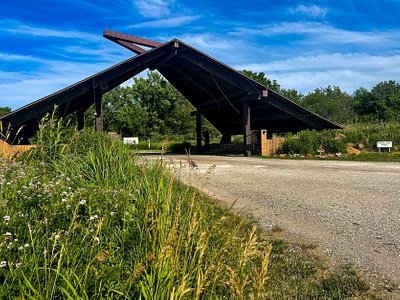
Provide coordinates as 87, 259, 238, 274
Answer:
0, 117, 375, 298
0, 128, 272, 299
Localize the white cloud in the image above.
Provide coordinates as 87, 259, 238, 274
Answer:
235, 53, 400, 94
0, 19, 101, 41
175, 33, 236, 50
231, 22, 399, 47
128, 15, 200, 28
0, 52, 43, 63
0, 60, 112, 109
133, 0, 174, 18
288, 4, 327, 18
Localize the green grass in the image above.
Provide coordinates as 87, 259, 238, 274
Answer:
0, 118, 376, 298
278, 122, 400, 158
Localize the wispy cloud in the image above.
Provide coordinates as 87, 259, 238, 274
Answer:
288, 4, 327, 18
0, 19, 101, 41
231, 22, 399, 47
128, 15, 200, 28
133, 0, 174, 18
0, 60, 113, 108
0, 52, 43, 63
236, 53, 400, 93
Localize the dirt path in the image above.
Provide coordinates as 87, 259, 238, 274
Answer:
162, 155, 400, 292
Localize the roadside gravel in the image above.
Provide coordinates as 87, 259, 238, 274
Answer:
163, 155, 400, 295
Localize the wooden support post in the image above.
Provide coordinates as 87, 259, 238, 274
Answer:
220, 132, 232, 144
77, 111, 85, 131
94, 89, 103, 132
196, 111, 202, 153
243, 99, 251, 156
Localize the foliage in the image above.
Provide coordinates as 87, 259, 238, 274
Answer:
301, 86, 355, 124
0, 119, 375, 298
353, 80, 400, 121
0, 128, 272, 299
279, 130, 346, 155
241, 71, 305, 104
278, 121, 400, 157
93, 71, 219, 142
341, 122, 400, 150
242, 70, 282, 91
0, 107, 11, 118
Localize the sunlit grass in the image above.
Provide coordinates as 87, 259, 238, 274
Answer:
0, 116, 374, 298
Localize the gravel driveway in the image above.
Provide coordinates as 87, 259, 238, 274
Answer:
163, 155, 400, 290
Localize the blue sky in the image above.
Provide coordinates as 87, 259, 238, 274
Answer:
1, 0, 399, 109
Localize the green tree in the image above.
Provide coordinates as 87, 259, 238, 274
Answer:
102, 86, 147, 137
280, 88, 304, 104
131, 71, 197, 138
241, 70, 304, 103
241, 70, 282, 92
354, 80, 400, 121
302, 86, 355, 124
0, 106, 11, 118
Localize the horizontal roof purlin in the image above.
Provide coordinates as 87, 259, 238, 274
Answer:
1, 31, 341, 143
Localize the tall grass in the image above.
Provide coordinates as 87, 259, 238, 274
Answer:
1, 120, 374, 298
0, 129, 272, 299
279, 122, 400, 155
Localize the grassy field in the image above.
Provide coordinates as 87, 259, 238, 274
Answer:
277, 122, 400, 162
0, 123, 376, 298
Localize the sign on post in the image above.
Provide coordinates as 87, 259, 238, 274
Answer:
377, 141, 392, 152
123, 137, 139, 145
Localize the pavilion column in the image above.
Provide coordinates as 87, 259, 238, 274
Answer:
220, 132, 232, 144
243, 98, 251, 156
77, 111, 85, 131
94, 89, 103, 132
196, 111, 202, 153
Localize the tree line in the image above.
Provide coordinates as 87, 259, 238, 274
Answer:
1, 71, 399, 140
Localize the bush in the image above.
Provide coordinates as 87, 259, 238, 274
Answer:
279, 130, 345, 155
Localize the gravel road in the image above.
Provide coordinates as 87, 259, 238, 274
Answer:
163, 155, 400, 292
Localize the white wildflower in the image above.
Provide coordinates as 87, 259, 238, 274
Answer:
89, 215, 98, 221
0, 261, 7, 268
54, 234, 60, 241
24, 243, 29, 248
110, 211, 115, 216
79, 199, 86, 205
5, 232, 12, 237
3, 216, 10, 222
94, 237, 100, 244
14, 263, 22, 268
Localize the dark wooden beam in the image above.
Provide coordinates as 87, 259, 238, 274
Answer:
0, 45, 171, 139
243, 97, 251, 156
196, 111, 202, 153
77, 111, 85, 131
103, 30, 162, 48
94, 89, 103, 132
115, 40, 146, 55
262, 89, 342, 130
178, 51, 259, 95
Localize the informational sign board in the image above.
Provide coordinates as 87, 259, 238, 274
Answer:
123, 137, 139, 145
377, 141, 392, 152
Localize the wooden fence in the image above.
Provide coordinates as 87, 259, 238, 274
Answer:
0, 140, 35, 160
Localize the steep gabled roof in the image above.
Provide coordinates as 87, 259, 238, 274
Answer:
0, 31, 341, 143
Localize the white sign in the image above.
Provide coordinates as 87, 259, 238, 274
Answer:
377, 141, 392, 148
123, 137, 139, 145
